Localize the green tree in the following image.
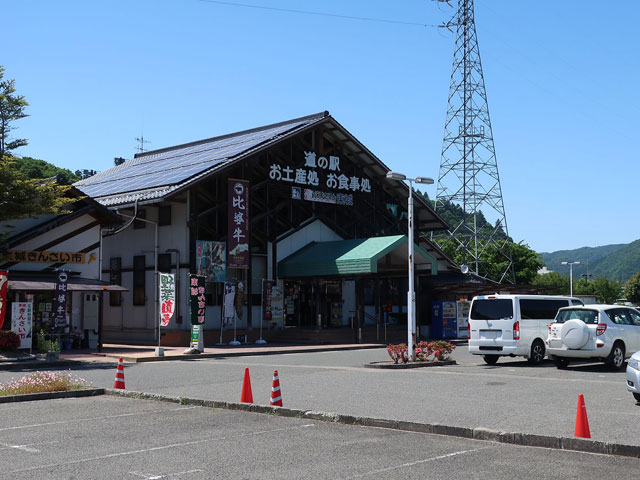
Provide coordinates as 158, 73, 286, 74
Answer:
0, 66, 29, 156
624, 272, 640, 304
591, 277, 623, 304
0, 67, 75, 234
532, 271, 570, 295
12, 156, 79, 183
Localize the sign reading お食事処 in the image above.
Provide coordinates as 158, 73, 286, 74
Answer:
227, 179, 250, 269
269, 151, 371, 207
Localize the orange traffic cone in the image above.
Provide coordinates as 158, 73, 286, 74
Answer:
574, 393, 591, 438
240, 367, 253, 403
113, 357, 125, 389
270, 370, 283, 407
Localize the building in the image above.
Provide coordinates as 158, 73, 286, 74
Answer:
0, 188, 125, 350
74, 111, 467, 345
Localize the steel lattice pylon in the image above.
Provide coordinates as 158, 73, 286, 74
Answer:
433, 0, 515, 283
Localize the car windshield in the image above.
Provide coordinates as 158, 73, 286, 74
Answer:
470, 299, 513, 320
555, 309, 598, 325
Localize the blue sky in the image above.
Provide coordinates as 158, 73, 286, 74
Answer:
4, 0, 638, 253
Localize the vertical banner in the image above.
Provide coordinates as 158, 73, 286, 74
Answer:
159, 273, 175, 327
270, 282, 284, 327
223, 282, 236, 327
196, 240, 226, 282
11, 302, 33, 349
189, 274, 206, 325
228, 179, 250, 269
262, 279, 274, 324
0, 270, 8, 329
52, 270, 69, 328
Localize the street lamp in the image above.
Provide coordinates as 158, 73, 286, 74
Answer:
386, 171, 434, 361
561, 261, 581, 297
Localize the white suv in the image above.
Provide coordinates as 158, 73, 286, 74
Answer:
546, 305, 640, 370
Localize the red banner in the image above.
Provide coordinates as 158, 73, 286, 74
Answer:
0, 270, 8, 329
228, 179, 250, 269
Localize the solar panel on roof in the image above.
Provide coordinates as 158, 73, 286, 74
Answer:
76, 115, 324, 203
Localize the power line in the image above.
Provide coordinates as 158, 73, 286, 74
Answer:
199, 0, 448, 28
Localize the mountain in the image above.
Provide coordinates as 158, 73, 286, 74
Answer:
540, 241, 640, 282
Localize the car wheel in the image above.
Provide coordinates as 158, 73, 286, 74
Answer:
527, 339, 545, 365
605, 342, 625, 370
633, 393, 640, 403
483, 355, 499, 365
552, 356, 570, 369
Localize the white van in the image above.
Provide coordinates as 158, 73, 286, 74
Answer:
468, 294, 584, 365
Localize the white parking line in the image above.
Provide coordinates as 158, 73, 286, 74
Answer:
348, 447, 489, 478
0, 406, 200, 432
129, 469, 203, 479
8, 424, 315, 474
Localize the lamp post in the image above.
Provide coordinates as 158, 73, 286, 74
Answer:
561, 261, 581, 297
386, 171, 434, 361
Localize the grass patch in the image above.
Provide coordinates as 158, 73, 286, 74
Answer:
0, 371, 88, 396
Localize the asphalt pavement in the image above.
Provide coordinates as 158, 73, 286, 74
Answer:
1, 343, 639, 454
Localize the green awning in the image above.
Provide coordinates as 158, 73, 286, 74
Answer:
278, 235, 437, 278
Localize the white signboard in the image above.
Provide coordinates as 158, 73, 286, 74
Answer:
11, 302, 33, 349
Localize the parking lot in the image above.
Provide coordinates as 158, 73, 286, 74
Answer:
1, 395, 639, 479
2, 345, 638, 448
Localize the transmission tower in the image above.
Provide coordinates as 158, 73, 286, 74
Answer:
433, 0, 515, 283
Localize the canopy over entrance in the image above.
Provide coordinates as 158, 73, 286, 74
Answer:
278, 235, 437, 278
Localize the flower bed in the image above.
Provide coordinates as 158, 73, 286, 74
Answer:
386, 341, 456, 364
0, 371, 88, 396
0, 330, 20, 351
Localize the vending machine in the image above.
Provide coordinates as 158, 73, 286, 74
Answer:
431, 300, 458, 339
456, 300, 470, 338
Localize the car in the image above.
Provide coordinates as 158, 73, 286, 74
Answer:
546, 305, 640, 370
626, 350, 640, 402
467, 294, 583, 365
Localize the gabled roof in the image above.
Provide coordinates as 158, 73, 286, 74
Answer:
75, 111, 330, 207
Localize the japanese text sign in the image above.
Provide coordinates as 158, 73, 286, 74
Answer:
228, 179, 250, 269
0, 270, 8, 329
189, 274, 206, 325
159, 273, 175, 327
11, 302, 33, 349
53, 270, 69, 328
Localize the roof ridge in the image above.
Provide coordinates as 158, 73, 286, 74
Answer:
133, 111, 329, 159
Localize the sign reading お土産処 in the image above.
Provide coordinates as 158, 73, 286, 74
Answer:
269, 151, 372, 196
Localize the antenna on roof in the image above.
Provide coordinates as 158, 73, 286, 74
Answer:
135, 134, 151, 154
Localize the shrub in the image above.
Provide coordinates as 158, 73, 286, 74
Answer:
387, 340, 456, 363
0, 330, 21, 351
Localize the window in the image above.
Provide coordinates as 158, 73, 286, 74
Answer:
133, 255, 146, 305
110, 291, 122, 307
519, 299, 569, 320
158, 205, 172, 226
555, 309, 598, 325
470, 299, 513, 320
134, 209, 146, 229
158, 253, 172, 273
628, 309, 640, 326
607, 309, 632, 325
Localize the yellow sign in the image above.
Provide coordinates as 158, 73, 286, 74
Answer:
9, 251, 86, 264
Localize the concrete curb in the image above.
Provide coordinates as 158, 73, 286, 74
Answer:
0, 359, 84, 371
110, 344, 384, 363
104, 389, 640, 459
0, 388, 105, 403
365, 360, 456, 369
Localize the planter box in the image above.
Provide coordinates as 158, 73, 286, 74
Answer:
0, 388, 105, 403
45, 351, 60, 362
365, 360, 456, 369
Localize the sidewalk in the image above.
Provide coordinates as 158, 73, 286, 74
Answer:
0, 342, 386, 368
